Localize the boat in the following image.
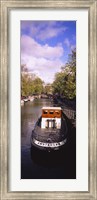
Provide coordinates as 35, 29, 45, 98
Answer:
24, 98, 29, 102
21, 100, 24, 106
31, 107, 68, 152
28, 96, 34, 102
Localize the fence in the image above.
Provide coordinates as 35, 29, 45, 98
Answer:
63, 108, 76, 120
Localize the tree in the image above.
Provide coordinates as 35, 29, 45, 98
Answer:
61, 48, 76, 70
33, 77, 44, 95
52, 48, 76, 99
21, 65, 44, 96
44, 84, 53, 95
52, 72, 65, 96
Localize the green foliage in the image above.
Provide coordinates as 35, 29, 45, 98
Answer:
52, 48, 76, 99
43, 84, 52, 95
33, 78, 44, 95
21, 66, 44, 96
52, 72, 65, 95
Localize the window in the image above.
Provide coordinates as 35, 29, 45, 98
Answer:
49, 111, 54, 114
43, 110, 48, 114
55, 111, 59, 114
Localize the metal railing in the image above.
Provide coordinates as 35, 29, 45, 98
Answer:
63, 108, 76, 120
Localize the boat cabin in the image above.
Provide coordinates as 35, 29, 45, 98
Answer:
41, 107, 62, 129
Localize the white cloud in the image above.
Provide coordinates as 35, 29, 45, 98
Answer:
21, 54, 63, 83
21, 35, 64, 59
64, 38, 70, 47
37, 26, 67, 40
21, 21, 67, 40
64, 38, 76, 51
21, 33, 65, 83
70, 45, 76, 50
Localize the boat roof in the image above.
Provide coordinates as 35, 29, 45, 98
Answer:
42, 107, 62, 110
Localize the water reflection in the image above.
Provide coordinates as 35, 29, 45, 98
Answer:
21, 99, 52, 146
30, 146, 66, 167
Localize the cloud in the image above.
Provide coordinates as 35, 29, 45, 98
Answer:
37, 26, 67, 40
64, 38, 71, 47
21, 35, 64, 59
70, 45, 76, 50
21, 21, 67, 40
21, 50, 63, 83
64, 38, 76, 52
21, 21, 76, 83
21, 34, 64, 83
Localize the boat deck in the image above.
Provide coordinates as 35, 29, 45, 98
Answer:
32, 114, 67, 143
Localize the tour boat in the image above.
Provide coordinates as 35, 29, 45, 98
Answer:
31, 107, 68, 151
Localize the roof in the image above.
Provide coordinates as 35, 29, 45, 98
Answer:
42, 107, 62, 110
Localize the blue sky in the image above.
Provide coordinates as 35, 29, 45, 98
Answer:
21, 21, 76, 83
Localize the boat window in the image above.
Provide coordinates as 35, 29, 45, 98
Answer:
49, 111, 54, 114
55, 111, 59, 114
43, 110, 48, 114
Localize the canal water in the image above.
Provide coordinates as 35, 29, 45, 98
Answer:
21, 98, 76, 179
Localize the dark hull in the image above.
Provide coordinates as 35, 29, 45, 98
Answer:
31, 113, 68, 152
31, 137, 67, 152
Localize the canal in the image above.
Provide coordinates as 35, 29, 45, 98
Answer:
21, 98, 76, 179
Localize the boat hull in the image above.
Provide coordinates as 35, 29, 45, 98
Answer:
31, 136, 67, 152
31, 113, 68, 152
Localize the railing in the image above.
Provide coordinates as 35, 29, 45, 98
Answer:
63, 108, 76, 120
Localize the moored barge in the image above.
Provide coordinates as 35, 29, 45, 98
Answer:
31, 107, 68, 151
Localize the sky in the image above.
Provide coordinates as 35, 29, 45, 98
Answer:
21, 21, 76, 84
